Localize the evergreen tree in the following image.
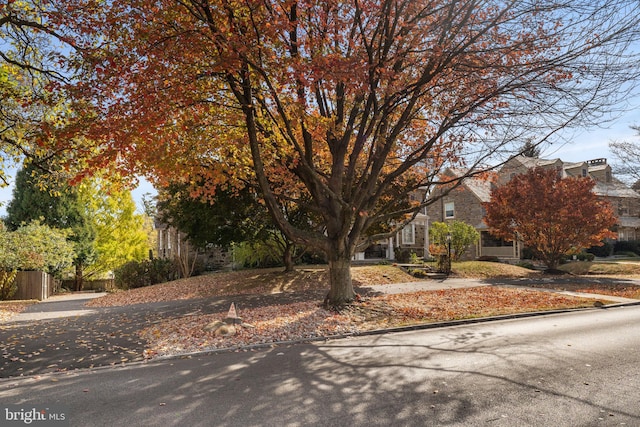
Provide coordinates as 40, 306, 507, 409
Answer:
520, 140, 541, 158
5, 162, 96, 290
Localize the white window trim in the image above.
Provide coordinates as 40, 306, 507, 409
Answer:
402, 224, 416, 245
444, 202, 455, 219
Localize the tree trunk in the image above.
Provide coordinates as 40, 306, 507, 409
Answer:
74, 262, 84, 292
283, 244, 295, 272
324, 255, 356, 308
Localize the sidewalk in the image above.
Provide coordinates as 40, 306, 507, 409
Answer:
9, 277, 639, 323
11, 292, 107, 321
363, 277, 639, 304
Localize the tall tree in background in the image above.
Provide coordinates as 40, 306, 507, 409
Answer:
79, 180, 151, 278
43, 1, 640, 305
483, 168, 617, 270
520, 140, 542, 158
5, 162, 96, 290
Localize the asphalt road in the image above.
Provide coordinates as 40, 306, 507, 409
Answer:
1, 305, 639, 426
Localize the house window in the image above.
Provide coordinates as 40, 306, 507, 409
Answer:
618, 200, 630, 216
582, 168, 588, 177
444, 202, 455, 219
402, 224, 415, 245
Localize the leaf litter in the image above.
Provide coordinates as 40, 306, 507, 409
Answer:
140, 287, 599, 357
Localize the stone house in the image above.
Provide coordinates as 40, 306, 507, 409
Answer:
155, 220, 231, 270
500, 156, 640, 243
424, 155, 640, 262
159, 155, 639, 265
353, 193, 430, 262
425, 169, 520, 261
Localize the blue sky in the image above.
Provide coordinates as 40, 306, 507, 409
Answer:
541, 106, 640, 163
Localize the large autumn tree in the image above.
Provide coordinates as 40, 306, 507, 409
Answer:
0, 1, 84, 181
41, 1, 640, 305
483, 167, 617, 270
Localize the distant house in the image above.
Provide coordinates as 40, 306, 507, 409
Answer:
425, 169, 519, 261
500, 156, 640, 243
352, 188, 430, 262
155, 220, 231, 270
425, 155, 640, 262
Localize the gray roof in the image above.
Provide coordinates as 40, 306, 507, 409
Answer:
593, 179, 640, 198
618, 216, 640, 228
464, 176, 494, 203
516, 155, 561, 168
444, 167, 494, 203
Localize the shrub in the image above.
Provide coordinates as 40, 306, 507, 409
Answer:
614, 240, 640, 256
576, 252, 595, 261
0, 270, 17, 300
477, 256, 499, 262
516, 262, 536, 270
409, 252, 421, 264
232, 241, 283, 269
586, 241, 613, 257
614, 250, 638, 258
521, 247, 536, 260
114, 259, 180, 289
429, 221, 480, 261
394, 247, 413, 263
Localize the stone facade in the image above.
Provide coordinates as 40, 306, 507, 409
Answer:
426, 155, 640, 262
156, 222, 231, 270
426, 170, 519, 261
501, 156, 640, 243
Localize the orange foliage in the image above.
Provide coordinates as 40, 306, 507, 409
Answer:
36, 0, 639, 303
483, 168, 617, 269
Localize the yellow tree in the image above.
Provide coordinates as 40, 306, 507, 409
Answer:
43, 0, 640, 305
79, 180, 151, 278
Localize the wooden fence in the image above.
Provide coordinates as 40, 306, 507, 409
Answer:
12, 271, 54, 301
